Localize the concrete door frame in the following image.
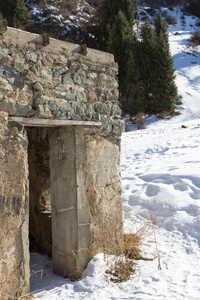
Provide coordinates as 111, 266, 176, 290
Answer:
19, 117, 100, 278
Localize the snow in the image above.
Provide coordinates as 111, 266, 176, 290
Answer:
30, 7, 200, 300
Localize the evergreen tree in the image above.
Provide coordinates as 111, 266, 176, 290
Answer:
86, 0, 134, 51
0, 0, 27, 28
13, 0, 28, 28
152, 11, 177, 112
131, 14, 177, 114
99, 0, 134, 26
109, 10, 133, 88
109, 11, 144, 116
137, 20, 157, 112
154, 10, 167, 37
86, 1, 177, 115
122, 53, 146, 116
86, 0, 135, 112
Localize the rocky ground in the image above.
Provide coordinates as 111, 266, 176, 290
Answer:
25, 0, 102, 43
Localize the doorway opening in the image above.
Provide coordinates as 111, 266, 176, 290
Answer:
27, 127, 52, 257
26, 124, 92, 282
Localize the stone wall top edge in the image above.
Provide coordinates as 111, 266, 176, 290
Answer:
1, 27, 115, 65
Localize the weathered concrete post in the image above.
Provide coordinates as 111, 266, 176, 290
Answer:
49, 125, 92, 278
49, 126, 80, 278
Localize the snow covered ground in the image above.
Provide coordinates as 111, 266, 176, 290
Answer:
30, 8, 200, 300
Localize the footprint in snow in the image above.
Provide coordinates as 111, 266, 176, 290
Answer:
145, 185, 160, 197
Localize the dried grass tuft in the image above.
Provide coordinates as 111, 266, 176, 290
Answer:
124, 233, 142, 260
105, 224, 153, 284
105, 258, 135, 283
124, 230, 153, 261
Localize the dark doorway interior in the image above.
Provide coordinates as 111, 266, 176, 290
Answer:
27, 127, 52, 256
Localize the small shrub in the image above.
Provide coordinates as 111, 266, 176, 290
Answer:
135, 112, 146, 130
24, 19, 35, 31
176, 94, 183, 105
191, 30, 200, 45
173, 110, 181, 116
157, 111, 172, 119
188, 30, 200, 51
181, 20, 186, 29
165, 14, 177, 25
168, 6, 174, 11
36, 0, 47, 8
157, 109, 181, 119
195, 19, 200, 27
146, 7, 156, 17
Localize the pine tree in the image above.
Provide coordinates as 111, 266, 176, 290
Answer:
109, 10, 133, 87
13, 0, 28, 28
130, 14, 177, 114
86, 0, 134, 52
122, 53, 146, 116
86, 1, 177, 115
86, 0, 135, 112
137, 20, 157, 112
152, 11, 177, 113
0, 0, 27, 28
154, 10, 167, 37
86, 0, 135, 110
109, 11, 144, 116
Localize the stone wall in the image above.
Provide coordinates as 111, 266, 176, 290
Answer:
0, 111, 29, 300
0, 27, 123, 144
84, 133, 123, 256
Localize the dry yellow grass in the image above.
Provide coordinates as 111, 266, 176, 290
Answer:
105, 226, 154, 284
124, 232, 153, 261
105, 257, 135, 283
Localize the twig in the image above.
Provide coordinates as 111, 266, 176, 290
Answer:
150, 214, 161, 270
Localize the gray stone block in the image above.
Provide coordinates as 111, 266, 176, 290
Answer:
53, 64, 69, 77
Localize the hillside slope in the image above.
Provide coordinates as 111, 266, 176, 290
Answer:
26, 0, 98, 43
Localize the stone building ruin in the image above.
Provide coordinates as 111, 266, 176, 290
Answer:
0, 27, 124, 299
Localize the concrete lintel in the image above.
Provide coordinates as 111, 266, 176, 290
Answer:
8, 117, 101, 127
